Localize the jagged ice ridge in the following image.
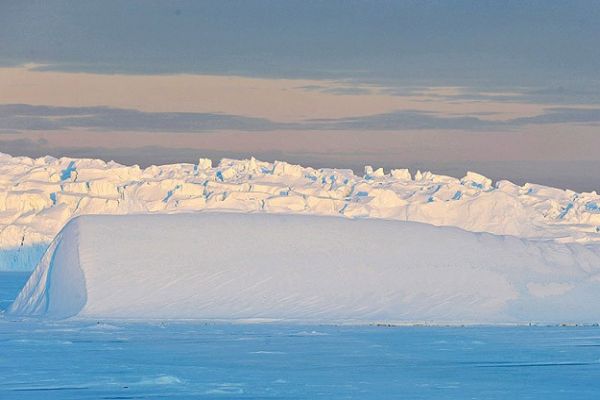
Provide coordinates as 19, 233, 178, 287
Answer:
1, 152, 599, 271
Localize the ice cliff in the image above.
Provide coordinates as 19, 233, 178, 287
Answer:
8, 213, 600, 324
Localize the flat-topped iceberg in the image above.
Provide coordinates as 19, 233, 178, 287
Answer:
8, 213, 600, 324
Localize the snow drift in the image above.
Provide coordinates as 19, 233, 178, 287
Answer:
8, 213, 600, 324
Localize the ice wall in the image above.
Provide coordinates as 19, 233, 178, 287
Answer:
8, 213, 600, 324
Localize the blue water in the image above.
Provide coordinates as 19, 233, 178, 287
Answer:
1, 272, 600, 399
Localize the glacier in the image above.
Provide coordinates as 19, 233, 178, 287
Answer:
8, 213, 600, 324
1, 152, 600, 271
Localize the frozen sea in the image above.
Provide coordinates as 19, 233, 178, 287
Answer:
1, 272, 600, 399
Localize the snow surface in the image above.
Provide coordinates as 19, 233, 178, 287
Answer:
1, 152, 600, 271
8, 213, 600, 324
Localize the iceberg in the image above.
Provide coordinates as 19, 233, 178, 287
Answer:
2, 152, 600, 271
8, 213, 600, 324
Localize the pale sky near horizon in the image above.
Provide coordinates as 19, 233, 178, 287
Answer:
1, 1, 600, 191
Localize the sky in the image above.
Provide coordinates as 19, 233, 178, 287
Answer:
1, 0, 600, 191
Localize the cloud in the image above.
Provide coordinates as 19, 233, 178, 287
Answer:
0, 104, 502, 132
313, 107, 600, 131
510, 107, 600, 125
388, 85, 600, 105
0, 104, 290, 132
319, 107, 598, 130
2, 1, 599, 90
2, 104, 600, 134
298, 85, 374, 95
305, 111, 499, 131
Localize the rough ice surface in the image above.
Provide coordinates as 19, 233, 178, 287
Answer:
1, 152, 600, 271
8, 213, 600, 324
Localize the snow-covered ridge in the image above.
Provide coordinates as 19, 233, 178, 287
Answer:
1, 152, 599, 271
9, 213, 600, 323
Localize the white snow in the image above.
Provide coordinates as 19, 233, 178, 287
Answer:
1, 152, 600, 271
8, 213, 600, 324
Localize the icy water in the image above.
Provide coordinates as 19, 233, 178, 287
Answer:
1, 272, 600, 399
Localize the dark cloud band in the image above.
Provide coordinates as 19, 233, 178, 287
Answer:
2, 104, 600, 134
